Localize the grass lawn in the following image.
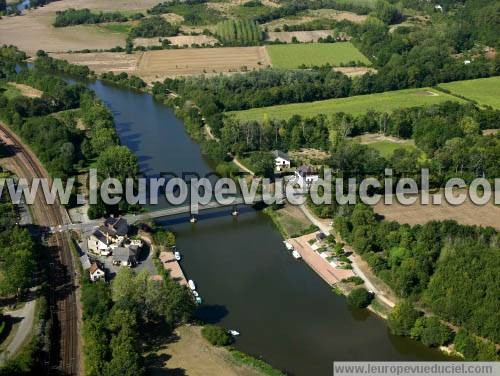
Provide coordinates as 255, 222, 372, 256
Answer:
266, 42, 371, 68
98, 22, 133, 34
364, 140, 416, 158
265, 204, 313, 239
0, 82, 21, 99
438, 76, 500, 109
335, 0, 376, 8
229, 88, 465, 122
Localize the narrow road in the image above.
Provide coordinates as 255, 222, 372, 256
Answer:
299, 204, 395, 308
0, 300, 36, 362
0, 123, 79, 375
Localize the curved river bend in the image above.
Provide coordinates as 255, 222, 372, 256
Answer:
89, 81, 449, 375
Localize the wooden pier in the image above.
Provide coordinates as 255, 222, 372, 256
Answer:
159, 251, 188, 286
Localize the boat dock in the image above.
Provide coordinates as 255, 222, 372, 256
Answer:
159, 251, 188, 286
288, 232, 355, 285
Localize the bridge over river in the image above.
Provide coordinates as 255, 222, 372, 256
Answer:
52, 194, 271, 233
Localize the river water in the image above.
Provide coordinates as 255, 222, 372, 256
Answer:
88, 81, 449, 375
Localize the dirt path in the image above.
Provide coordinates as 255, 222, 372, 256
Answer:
147, 325, 264, 376
232, 157, 255, 176
0, 300, 36, 362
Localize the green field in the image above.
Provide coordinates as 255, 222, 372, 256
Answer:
229, 88, 465, 122
0, 82, 21, 99
438, 76, 500, 109
98, 23, 133, 34
266, 42, 371, 68
335, 0, 376, 8
363, 140, 416, 158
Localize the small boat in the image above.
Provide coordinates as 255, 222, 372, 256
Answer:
188, 279, 196, 290
190, 216, 197, 223
284, 241, 294, 251
195, 296, 202, 304
292, 250, 301, 259
192, 290, 199, 297
228, 330, 240, 336
174, 251, 181, 261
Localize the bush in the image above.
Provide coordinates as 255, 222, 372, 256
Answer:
388, 301, 421, 336
342, 276, 364, 285
347, 288, 373, 308
201, 325, 231, 346
410, 316, 454, 347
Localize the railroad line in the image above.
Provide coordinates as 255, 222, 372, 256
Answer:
0, 124, 78, 375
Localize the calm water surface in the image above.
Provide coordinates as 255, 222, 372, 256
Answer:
89, 81, 450, 375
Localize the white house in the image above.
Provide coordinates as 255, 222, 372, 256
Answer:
89, 262, 105, 282
87, 217, 129, 256
294, 165, 319, 187
464, 59, 471, 65
434, 4, 443, 11
87, 229, 113, 255
272, 150, 291, 172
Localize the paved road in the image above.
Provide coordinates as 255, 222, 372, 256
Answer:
53, 195, 268, 233
299, 204, 395, 308
0, 300, 36, 362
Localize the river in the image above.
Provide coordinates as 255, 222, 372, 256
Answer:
88, 80, 450, 375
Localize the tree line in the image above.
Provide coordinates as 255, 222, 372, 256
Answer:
53, 8, 144, 27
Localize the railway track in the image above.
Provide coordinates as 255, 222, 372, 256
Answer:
0, 124, 79, 375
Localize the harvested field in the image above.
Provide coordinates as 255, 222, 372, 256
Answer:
51, 47, 271, 81
136, 46, 271, 81
0, 4, 126, 54
134, 35, 219, 48
36, 0, 159, 12
374, 192, 500, 230
265, 30, 333, 43
309, 9, 368, 23
333, 66, 377, 76
0, 0, 162, 54
7, 83, 43, 98
288, 148, 330, 164
50, 52, 140, 74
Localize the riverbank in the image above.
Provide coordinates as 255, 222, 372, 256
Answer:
146, 325, 281, 376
